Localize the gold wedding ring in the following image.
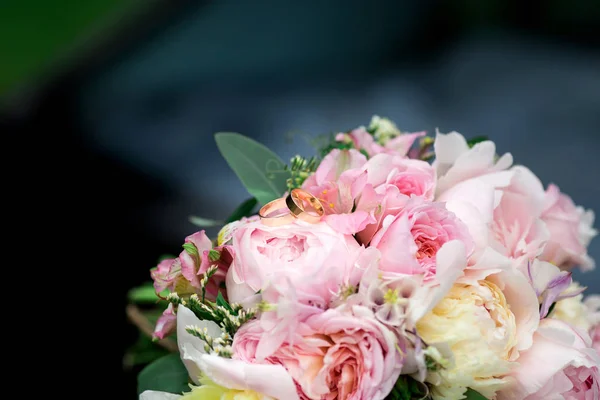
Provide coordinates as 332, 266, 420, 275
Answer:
286, 189, 324, 223
259, 197, 296, 226
259, 189, 324, 226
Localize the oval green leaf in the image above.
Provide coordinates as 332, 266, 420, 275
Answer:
225, 197, 258, 223
137, 353, 189, 395
188, 216, 224, 227
465, 388, 489, 400
128, 282, 160, 304
214, 132, 290, 205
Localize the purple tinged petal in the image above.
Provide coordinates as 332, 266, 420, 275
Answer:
540, 272, 574, 318
554, 284, 587, 303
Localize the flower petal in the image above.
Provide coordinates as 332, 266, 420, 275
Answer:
176, 306, 222, 384
198, 354, 300, 400
139, 390, 181, 400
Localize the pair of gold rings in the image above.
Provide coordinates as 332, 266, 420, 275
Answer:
259, 188, 324, 226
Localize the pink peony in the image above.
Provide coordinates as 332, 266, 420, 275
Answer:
369, 196, 473, 279
226, 219, 365, 306
433, 131, 552, 267
526, 259, 585, 319
489, 166, 549, 265
498, 318, 600, 400
591, 326, 600, 356
232, 305, 403, 400
433, 131, 513, 198
585, 295, 600, 354
539, 184, 597, 272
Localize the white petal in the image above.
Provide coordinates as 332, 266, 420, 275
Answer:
176, 305, 222, 384
198, 354, 300, 400
410, 240, 466, 322
139, 390, 181, 400
433, 131, 469, 178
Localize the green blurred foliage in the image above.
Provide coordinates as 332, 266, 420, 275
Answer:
0, 0, 129, 95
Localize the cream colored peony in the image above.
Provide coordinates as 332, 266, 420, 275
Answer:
551, 282, 593, 332
416, 251, 539, 400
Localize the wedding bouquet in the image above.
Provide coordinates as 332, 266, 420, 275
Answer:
128, 116, 600, 400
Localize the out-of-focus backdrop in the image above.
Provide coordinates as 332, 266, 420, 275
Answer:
3, 0, 600, 396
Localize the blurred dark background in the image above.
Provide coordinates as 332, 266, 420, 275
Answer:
3, 0, 600, 397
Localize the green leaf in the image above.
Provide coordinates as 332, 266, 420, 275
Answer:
188, 216, 224, 227
215, 132, 290, 205
225, 197, 258, 223
386, 375, 429, 400
123, 334, 170, 369
128, 282, 160, 304
466, 136, 489, 148
208, 249, 221, 261
465, 388, 489, 400
182, 242, 199, 257
216, 292, 233, 313
547, 301, 557, 316
137, 353, 190, 395
158, 254, 176, 262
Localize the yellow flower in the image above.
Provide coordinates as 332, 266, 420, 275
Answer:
181, 376, 272, 400
417, 280, 517, 400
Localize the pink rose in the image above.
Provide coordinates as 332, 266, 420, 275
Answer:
355, 154, 436, 244
364, 154, 436, 200
252, 248, 382, 361
226, 219, 365, 306
232, 306, 403, 400
369, 197, 473, 279
539, 184, 597, 271
498, 318, 600, 400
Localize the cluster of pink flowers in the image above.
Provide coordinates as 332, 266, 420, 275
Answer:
144, 118, 599, 400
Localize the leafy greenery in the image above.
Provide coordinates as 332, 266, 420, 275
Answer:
466, 136, 489, 148
123, 334, 170, 369
547, 301, 557, 316
216, 292, 234, 313
215, 132, 289, 205
128, 282, 162, 304
284, 155, 319, 191
137, 353, 190, 395
386, 375, 429, 400
225, 197, 258, 223
182, 242, 199, 257
318, 139, 355, 158
465, 388, 489, 400
188, 216, 224, 227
